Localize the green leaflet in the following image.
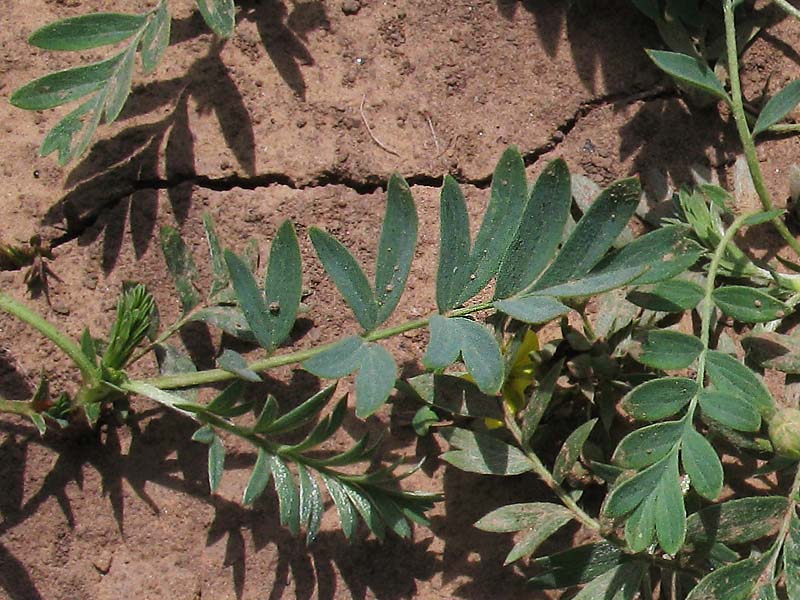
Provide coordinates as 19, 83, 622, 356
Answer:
141, 1, 170, 74
475, 502, 573, 532
205, 381, 248, 417
261, 385, 336, 435
521, 359, 563, 444
553, 418, 597, 485
712, 286, 788, 323
303, 336, 364, 378
160, 226, 200, 314
320, 474, 357, 540
375, 174, 418, 323
604, 453, 671, 518
296, 464, 323, 544
698, 390, 761, 432
687, 497, 789, 545
440, 427, 533, 476
400, 373, 503, 420
190, 306, 254, 342
202, 213, 229, 297
622, 377, 696, 421
572, 563, 646, 600
354, 343, 398, 418
528, 265, 646, 299
681, 428, 723, 501
103, 40, 137, 122
217, 349, 261, 382
686, 553, 771, 600
613, 421, 684, 470
744, 331, 800, 374
208, 434, 225, 493
436, 175, 471, 312
495, 158, 571, 298
528, 542, 627, 589
243, 448, 273, 505
196, 0, 236, 37
627, 279, 705, 312
654, 453, 686, 554
29, 13, 146, 51
638, 330, 703, 370
625, 494, 656, 552
753, 80, 800, 136
262, 221, 303, 349
533, 178, 641, 290
646, 49, 731, 103
705, 350, 775, 417
784, 514, 800, 599
504, 518, 573, 565
269, 455, 300, 536
493, 295, 570, 324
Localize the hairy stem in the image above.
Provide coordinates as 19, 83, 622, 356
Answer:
724, 0, 800, 257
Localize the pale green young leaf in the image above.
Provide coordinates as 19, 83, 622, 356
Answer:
604, 454, 670, 518
208, 434, 225, 493
625, 493, 656, 552
242, 448, 272, 505
528, 542, 626, 589
647, 50, 731, 103
375, 174, 418, 324
29, 13, 146, 50
269, 455, 300, 536
224, 249, 273, 349
441, 427, 533, 476
613, 421, 683, 469
30, 413, 47, 436
140, 1, 171, 74
655, 454, 686, 554
493, 295, 570, 324
309, 227, 377, 331
80, 328, 98, 366
320, 473, 357, 540
262, 385, 336, 435
217, 349, 261, 382
456, 146, 528, 304
639, 330, 703, 370
686, 554, 770, 600
534, 178, 641, 289
553, 418, 597, 485
712, 286, 788, 323
698, 390, 761, 432
706, 350, 775, 416
681, 428, 723, 501
622, 377, 696, 421
354, 342, 397, 418
263, 220, 303, 349
495, 158, 571, 298
627, 279, 705, 313
303, 336, 364, 378
475, 502, 573, 532
436, 175, 471, 312
296, 464, 323, 544
196, 0, 236, 37
572, 562, 646, 600
160, 226, 200, 314
753, 80, 800, 136
11, 54, 122, 110
103, 40, 137, 122
687, 497, 788, 544
784, 514, 800, 599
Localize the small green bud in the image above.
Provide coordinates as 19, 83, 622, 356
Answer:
768, 408, 800, 460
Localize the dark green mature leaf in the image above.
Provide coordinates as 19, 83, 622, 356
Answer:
263, 385, 336, 435
320, 473, 357, 540
303, 336, 364, 378
208, 434, 225, 493
784, 514, 800, 599
141, 1, 171, 74
639, 330, 703, 370
712, 286, 788, 323
310, 227, 377, 331
270, 455, 300, 536
534, 178, 641, 290
493, 295, 570, 324
605, 454, 670, 517
436, 175, 471, 312
243, 448, 272, 504
160, 226, 200, 314
205, 381, 248, 417
686, 554, 770, 600
622, 377, 696, 421
647, 50, 730, 102
29, 13, 146, 51
553, 419, 596, 484
613, 421, 683, 469
354, 342, 397, 417
698, 390, 761, 432
457, 146, 528, 304
10, 54, 122, 110
753, 80, 800, 136
625, 494, 656, 552
423, 315, 461, 369
682, 429, 723, 501
706, 350, 774, 416
529, 542, 627, 589
297, 464, 323, 544
475, 502, 572, 532
224, 249, 273, 349
504, 519, 572, 565
375, 174, 418, 324
687, 496, 789, 545
572, 562, 646, 600
441, 428, 533, 476
344, 483, 386, 541
628, 279, 705, 312
263, 221, 303, 348
217, 349, 261, 382
655, 453, 686, 554
196, 0, 236, 37
495, 158, 571, 297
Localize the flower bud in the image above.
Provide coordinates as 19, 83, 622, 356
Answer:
768, 408, 800, 460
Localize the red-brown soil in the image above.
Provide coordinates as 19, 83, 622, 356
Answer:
3, 0, 800, 598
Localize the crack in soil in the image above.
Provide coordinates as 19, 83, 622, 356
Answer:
48, 84, 674, 251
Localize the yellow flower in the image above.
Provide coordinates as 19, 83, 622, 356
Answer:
483, 329, 540, 429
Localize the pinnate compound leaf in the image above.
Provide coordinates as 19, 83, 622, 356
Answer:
687, 497, 788, 545
712, 286, 788, 323
654, 453, 686, 554
495, 158, 571, 297
310, 227, 377, 331
29, 13, 146, 51
441, 427, 533, 476
374, 174, 418, 324
208, 434, 225, 493
622, 377, 696, 421
533, 178, 641, 290
456, 146, 528, 304
705, 350, 774, 416
528, 542, 627, 589
354, 343, 397, 418
613, 421, 683, 469
243, 448, 272, 505
686, 554, 771, 600
572, 562, 647, 600
698, 390, 761, 432
627, 279, 705, 312
553, 418, 597, 485
784, 514, 800, 599
647, 50, 730, 102
217, 349, 261, 382
639, 330, 703, 370
681, 428, 723, 501
753, 80, 800, 136
160, 226, 200, 314
196, 0, 236, 37
493, 295, 570, 324
141, 1, 171, 74
269, 455, 300, 536
262, 221, 303, 349
436, 175, 471, 312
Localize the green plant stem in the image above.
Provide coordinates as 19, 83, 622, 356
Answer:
768, 123, 800, 134
138, 301, 495, 390
0, 396, 35, 417
0, 292, 97, 385
773, 0, 800, 21
765, 464, 800, 578
724, 0, 800, 258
